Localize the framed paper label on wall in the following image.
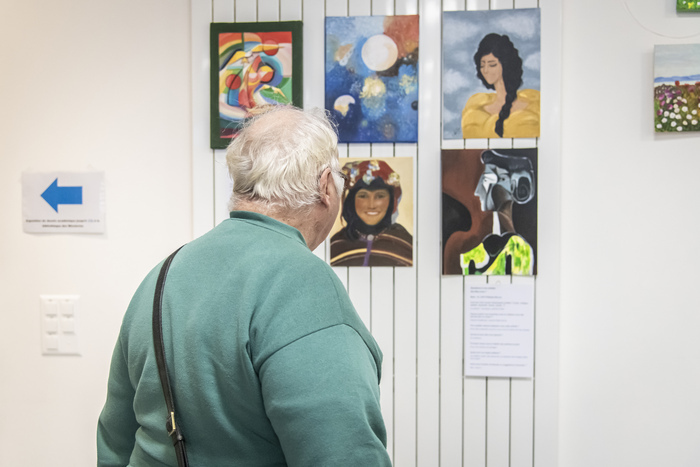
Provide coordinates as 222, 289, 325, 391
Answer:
210, 21, 303, 149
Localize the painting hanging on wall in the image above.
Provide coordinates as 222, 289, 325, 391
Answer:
325, 15, 419, 143
654, 43, 700, 132
442, 9, 541, 140
330, 157, 414, 266
677, 1, 700, 11
210, 21, 303, 149
442, 148, 537, 276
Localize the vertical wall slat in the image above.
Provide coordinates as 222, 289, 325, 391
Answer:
192, 0, 216, 237
348, 268, 372, 328
257, 0, 280, 21
440, 275, 465, 466
510, 378, 535, 467
443, 0, 466, 12
211, 1, 236, 228
214, 152, 232, 224
371, 144, 395, 160
416, 0, 442, 464
372, 0, 394, 16
303, 0, 325, 110
463, 275, 488, 467
213, 0, 235, 21
486, 378, 511, 467
514, 138, 538, 149
467, 0, 490, 10
324, 0, 346, 15
515, 0, 539, 8
396, 0, 419, 15
394, 265, 418, 467
488, 138, 513, 149
510, 276, 535, 467
371, 266, 396, 463
491, 0, 516, 9
281, 0, 303, 20
235, 0, 257, 21
349, 0, 371, 16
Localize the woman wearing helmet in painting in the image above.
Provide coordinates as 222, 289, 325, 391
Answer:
330, 159, 413, 267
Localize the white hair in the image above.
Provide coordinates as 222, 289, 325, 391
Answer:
226, 105, 343, 212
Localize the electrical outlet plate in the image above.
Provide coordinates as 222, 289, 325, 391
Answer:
40, 295, 81, 356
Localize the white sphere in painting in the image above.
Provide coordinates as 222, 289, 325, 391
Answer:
334, 95, 356, 117
361, 34, 398, 72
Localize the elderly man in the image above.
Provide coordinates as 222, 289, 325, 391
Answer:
97, 106, 392, 466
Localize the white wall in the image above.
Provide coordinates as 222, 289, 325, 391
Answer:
560, 1, 700, 466
3, 0, 699, 466
0, 1, 191, 465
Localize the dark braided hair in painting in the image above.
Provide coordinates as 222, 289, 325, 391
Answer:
473, 33, 523, 137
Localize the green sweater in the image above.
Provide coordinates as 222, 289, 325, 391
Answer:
97, 211, 391, 466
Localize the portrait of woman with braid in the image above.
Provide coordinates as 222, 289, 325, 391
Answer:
460, 33, 540, 139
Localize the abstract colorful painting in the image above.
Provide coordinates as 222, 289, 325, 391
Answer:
654, 44, 700, 132
442, 149, 537, 275
325, 15, 419, 143
330, 157, 414, 266
678, 0, 700, 11
442, 9, 541, 139
210, 22, 303, 149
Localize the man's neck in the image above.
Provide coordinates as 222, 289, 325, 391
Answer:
233, 200, 320, 250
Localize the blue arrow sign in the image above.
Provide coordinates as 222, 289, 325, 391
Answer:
41, 178, 83, 212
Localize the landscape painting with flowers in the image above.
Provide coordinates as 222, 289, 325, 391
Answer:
654, 43, 700, 133
677, 0, 700, 12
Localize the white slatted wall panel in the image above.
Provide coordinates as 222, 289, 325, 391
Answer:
192, 0, 561, 465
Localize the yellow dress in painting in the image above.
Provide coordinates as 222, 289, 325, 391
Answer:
461, 89, 540, 139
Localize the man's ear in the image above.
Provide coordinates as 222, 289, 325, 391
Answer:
318, 167, 333, 208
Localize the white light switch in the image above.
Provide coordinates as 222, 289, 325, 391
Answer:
44, 317, 59, 333
40, 295, 81, 356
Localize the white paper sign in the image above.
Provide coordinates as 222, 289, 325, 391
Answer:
465, 283, 534, 378
22, 172, 105, 234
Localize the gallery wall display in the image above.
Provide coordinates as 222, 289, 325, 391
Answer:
442, 8, 541, 140
442, 148, 537, 276
210, 21, 303, 149
330, 157, 414, 266
325, 15, 419, 143
653, 43, 700, 133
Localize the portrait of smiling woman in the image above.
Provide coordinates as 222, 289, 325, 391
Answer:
330, 158, 413, 267
461, 33, 540, 138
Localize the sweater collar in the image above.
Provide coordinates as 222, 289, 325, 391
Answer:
229, 210, 307, 246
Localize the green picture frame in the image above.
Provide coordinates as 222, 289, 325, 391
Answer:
210, 21, 303, 149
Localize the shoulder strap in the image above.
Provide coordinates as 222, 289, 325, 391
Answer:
152, 245, 189, 467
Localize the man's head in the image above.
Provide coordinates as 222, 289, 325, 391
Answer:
226, 105, 343, 212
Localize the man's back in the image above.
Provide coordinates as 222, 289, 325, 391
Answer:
97, 211, 391, 466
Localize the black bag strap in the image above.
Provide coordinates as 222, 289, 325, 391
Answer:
152, 245, 189, 467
